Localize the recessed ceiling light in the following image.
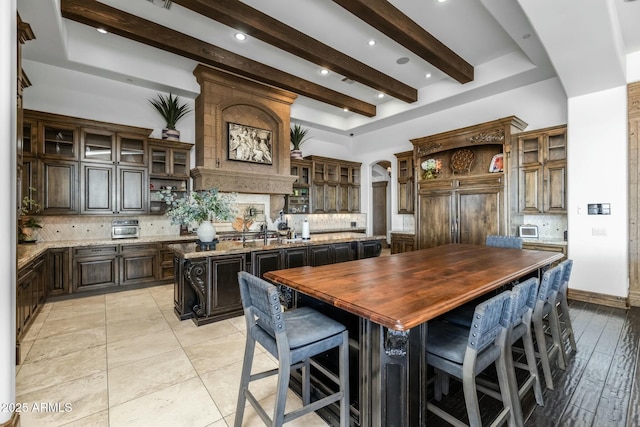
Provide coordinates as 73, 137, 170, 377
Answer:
343, 107, 349, 112
425, 72, 432, 78
96, 28, 108, 34
436, 0, 447, 3
377, 93, 385, 99
235, 33, 247, 41
396, 57, 410, 65
368, 40, 376, 46
320, 69, 329, 75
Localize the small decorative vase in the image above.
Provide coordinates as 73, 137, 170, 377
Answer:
197, 220, 216, 243
162, 128, 180, 141
290, 149, 303, 160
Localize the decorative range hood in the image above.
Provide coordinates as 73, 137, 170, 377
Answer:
191, 65, 297, 200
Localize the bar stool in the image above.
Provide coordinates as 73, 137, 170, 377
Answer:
234, 272, 350, 427
530, 263, 565, 390
555, 259, 577, 358
426, 291, 516, 427
486, 235, 523, 249
503, 277, 545, 411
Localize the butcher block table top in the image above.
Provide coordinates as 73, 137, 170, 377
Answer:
265, 243, 563, 331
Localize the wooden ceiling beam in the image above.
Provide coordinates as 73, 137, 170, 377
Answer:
60, 0, 376, 117
332, 0, 474, 84
171, 0, 418, 103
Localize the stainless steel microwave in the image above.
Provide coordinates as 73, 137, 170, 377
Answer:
518, 225, 539, 239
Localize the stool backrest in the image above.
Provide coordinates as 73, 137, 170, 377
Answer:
468, 291, 511, 352
557, 259, 573, 294
238, 271, 285, 339
506, 277, 539, 327
486, 235, 523, 249
536, 264, 564, 305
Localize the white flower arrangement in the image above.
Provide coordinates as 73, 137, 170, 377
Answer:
421, 158, 442, 179
159, 188, 237, 226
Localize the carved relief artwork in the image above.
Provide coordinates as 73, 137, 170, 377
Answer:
228, 122, 273, 164
469, 128, 504, 144
417, 143, 444, 156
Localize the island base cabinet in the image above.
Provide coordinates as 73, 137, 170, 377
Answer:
177, 255, 246, 326
173, 257, 197, 321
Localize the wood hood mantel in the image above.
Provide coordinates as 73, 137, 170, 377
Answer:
191, 65, 297, 196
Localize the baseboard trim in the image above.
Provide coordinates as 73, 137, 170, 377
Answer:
629, 290, 640, 308
568, 288, 629, 309
1, 411, 20, 427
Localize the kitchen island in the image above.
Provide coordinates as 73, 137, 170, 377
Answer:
168, 233, 384, 325
265, 244, 563, 427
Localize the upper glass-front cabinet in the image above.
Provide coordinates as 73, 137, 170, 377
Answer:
42, 122, 78, 159
81, 130, 146, 165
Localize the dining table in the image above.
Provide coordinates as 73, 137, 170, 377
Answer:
264, 243, 564, 427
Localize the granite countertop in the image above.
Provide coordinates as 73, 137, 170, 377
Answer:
168, 232, 386, 259
17, 234, 198, 270
17, 233, 383, 269
390, 230, 415, 235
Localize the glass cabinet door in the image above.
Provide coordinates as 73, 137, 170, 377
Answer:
171, 149, 189, 177
82, 129, 114, 163
42, 123, 77, 159
150, 147, 168, 175
117, 134, 146, 166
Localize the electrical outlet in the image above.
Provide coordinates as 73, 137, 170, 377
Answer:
591, 227, 607, 236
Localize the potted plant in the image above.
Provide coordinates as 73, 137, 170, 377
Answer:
18, 189, 42, 243
290, 123, 311, 159
159, 188, 236, 243
149, 92, 192, 141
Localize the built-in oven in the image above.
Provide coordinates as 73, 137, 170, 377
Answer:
111, 219, 140, 239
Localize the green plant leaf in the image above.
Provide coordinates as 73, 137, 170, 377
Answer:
290, 124, 311, 150
149, 92, 192, 129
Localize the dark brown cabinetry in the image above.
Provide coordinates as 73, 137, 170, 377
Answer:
418, 176, 504, 248
160, 240, 195, 281
309, 242, 355, 266
23, 110, 153, 216
285, 159, 312, 214
308, 156, 361, 213
517, 125, 567, 214
411, 116, 527, 249
81, 130, 148, 215
81, 163, 147, 214
47, 247, 71, 296
394, 150, 414, 214
174, 239, 377, 325
120, 243, 158, 286
17, 254, 46, 353
209, 254, 246, 323
148, 139, 192, 214
72, 245, 119, 292
390, 233, 416, 254
40, 159, 79, 214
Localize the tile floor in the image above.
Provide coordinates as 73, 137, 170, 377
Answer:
15, 284, 331, 427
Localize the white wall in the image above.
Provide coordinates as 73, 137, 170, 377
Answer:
22, 60, 196, 143
2, 1, 17, 423
351, 77, 568, 233
567, 86, 629, 297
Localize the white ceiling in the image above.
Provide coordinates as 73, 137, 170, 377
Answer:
17, 0, 640, 136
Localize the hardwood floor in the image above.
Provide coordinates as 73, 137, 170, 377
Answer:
526, 300, 640, 426
426, 300, 640, 427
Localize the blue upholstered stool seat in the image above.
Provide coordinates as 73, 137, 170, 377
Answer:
235, 272, 350, 427
252, 306, 347, 365
426, 291, 516, 427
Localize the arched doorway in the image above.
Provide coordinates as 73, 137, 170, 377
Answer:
371, 161, 391, 245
